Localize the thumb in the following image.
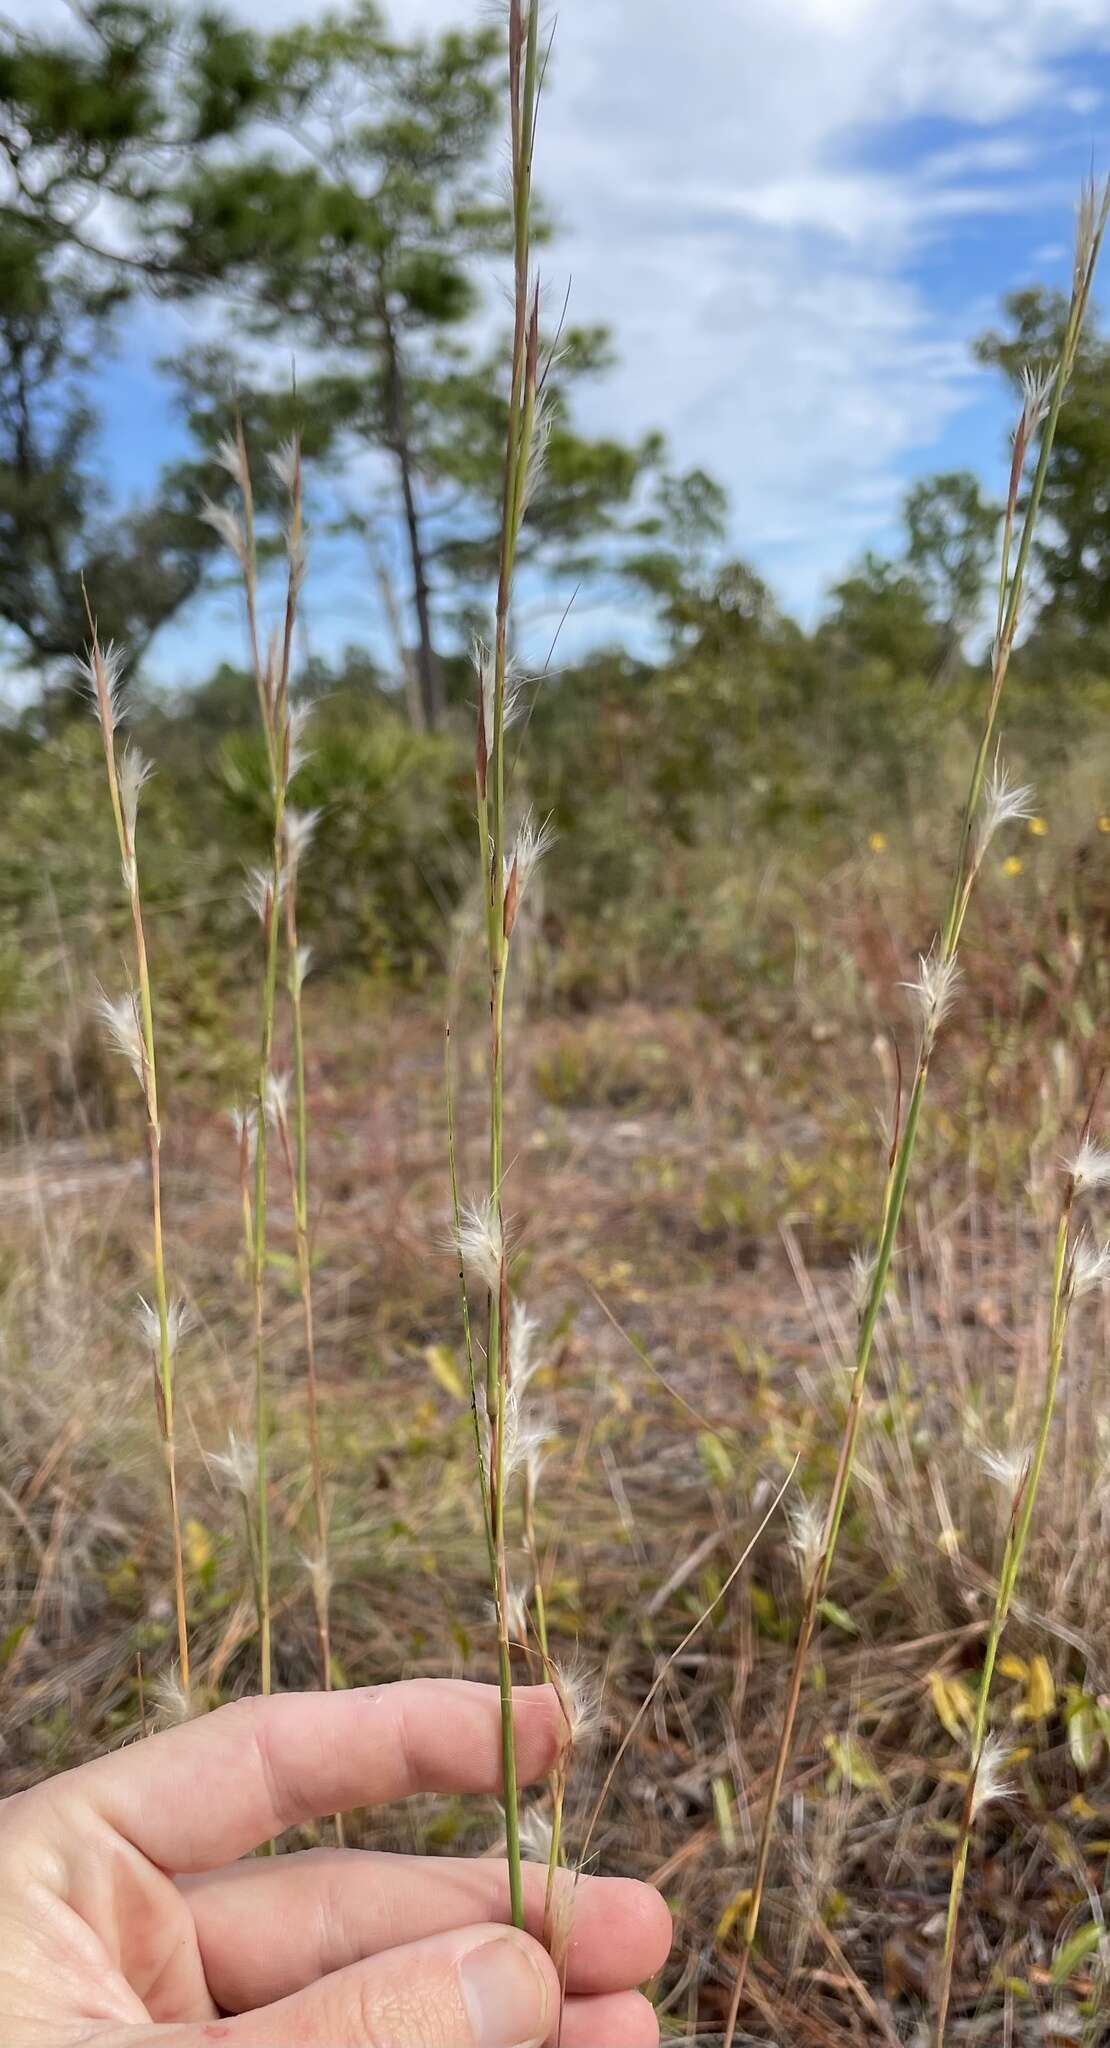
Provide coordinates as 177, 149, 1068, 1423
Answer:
216, 1920, 559, 2048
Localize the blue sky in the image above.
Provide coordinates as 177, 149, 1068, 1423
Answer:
21, 0, 1110, 695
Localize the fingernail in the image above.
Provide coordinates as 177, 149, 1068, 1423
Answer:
460, 1934, 550, 2048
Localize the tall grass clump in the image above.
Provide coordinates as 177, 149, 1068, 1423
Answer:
202, 424, 309, 1695
723, 175, 1110, 2046
935, 1107, 1110, 2043
82, 606, 191, 1698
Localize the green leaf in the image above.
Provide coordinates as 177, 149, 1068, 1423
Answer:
823, 1734, 892, 1807
749, 1582, 787, 1640
424, 1342, 465, 1401
0, 1620, 29, 1667
185, 1517, 217, 1587
712, 1776, 736, 1854
697, 1431, 734, 1488
928, 1669, 976, 1741
1066, 1698, 1101, 1775
1051, 1923, 1101, 1986
818, 1598, 859, 1636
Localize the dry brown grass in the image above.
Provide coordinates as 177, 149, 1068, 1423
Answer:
3, 932, 1110, 2041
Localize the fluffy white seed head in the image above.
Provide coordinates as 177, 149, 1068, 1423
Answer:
207, 1429, 257, 1496
546, 1866, 578, 1976
1071, 1234, 1110, 1300
977, 1444, 1031, 1494
472, 636, 526, 757
301, 1545, 332, 1609
849, 1247, 878, 1316
1066, 1138, 1110, 1195
1020, 364, 1055, 438
500, 1384, 548, 1492
291, 944, 314, 994
136, 1294, 192, 1359
244, 864, 282, 926
1075, 176, 1105, 288
901, 950, 961, 1048
214, 431, 246, 486
78, 640, 127, 737
519, 391, 553, 516
503, 657, 528, 730
230, 1103, 258, 1162
518, 1805, 555, 1863
135, 1294, 160, 1356
484, 1581, 528, 1638
164, 1298, 192, 1356
550, 1655, 602, 1751
285, 700, 314, 784
151, 1671, 194, 1725
786, 1491, 825, 1588
507, 807, 556, 902
268, 436, 300, 497
977, 760, 1035, 854
200, 497, 248, 568
118, 744, 152, 850
454, 1196, 504, 1293
264, 1070, 291, 1130
284, 806, 321, 874
506, 1582, 530, 1642
970, 1733, 1012, 1819
96, 989, 145, 1086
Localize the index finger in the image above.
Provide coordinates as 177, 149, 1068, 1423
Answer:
32, 1680, 562, 1872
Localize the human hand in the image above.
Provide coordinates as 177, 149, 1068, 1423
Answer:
0, 1678, 670, 2046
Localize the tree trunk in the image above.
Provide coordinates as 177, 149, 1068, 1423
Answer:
379, 297, 444, 730
368, 532, 425, 733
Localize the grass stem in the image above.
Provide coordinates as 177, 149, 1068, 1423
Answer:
935, 1103, 1099, 2042
213, 424, 308, 1697
84, 601, 191, 1697
456, 0, 545, 1935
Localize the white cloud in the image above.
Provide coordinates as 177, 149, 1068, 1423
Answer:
19, 0, 1110, 646
355, 0, 1110, 622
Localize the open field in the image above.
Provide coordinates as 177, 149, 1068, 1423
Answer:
3, 831, 1110, 2042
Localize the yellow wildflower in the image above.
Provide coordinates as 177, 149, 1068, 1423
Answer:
1002, 855, 1023, 877
868, 831, 887, 853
